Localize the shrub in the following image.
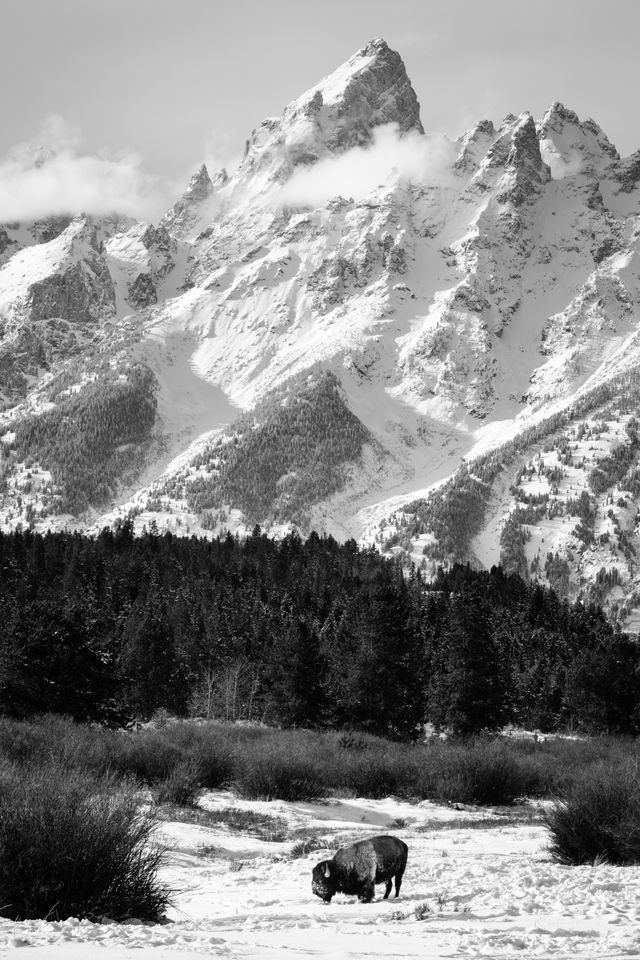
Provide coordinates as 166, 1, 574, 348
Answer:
102, 730, 185, 784
163, 725, 234, 789
414, 902, 431, 920
0, 763, 168, 921
232, 747, 324, 801
334, 751, 406, 799
416, 740, 540, 805
546, 761, 640, 864
188, 744, 234, 789
290, 836, 334, 859
158, 804, 289, 841
2, 717, 639, 813
153, 758, 202, 806
0, 715, 105, 771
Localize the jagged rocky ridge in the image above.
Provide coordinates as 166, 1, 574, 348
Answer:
2, 38, 640, 624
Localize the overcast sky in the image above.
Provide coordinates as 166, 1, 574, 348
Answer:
1, 0, 638, 215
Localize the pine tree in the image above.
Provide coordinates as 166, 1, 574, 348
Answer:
427, 587, 508, 734
262, 600, 323, 726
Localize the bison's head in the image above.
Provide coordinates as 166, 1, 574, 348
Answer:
311, 860, 336, 902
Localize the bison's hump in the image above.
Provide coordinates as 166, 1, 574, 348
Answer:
333, 835, 407, 877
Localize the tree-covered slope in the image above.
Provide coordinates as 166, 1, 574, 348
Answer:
173, 370, 375, 526
382, 364, 640, 626
0, 362, 157, 516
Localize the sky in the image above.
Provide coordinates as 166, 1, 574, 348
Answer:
1, 0, 639, 219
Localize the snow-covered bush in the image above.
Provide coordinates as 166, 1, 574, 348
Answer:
546, 761, 640, 864
0, 762, 168, 921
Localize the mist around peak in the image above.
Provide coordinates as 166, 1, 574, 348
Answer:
277, 123, 457, 208
0, 114, 172, 223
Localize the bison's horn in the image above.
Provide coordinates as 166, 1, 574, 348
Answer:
324, 863, 330, 878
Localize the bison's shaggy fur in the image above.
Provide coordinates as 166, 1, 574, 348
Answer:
311, 835, 407, 903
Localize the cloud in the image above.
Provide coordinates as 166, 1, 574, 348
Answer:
278, 124, 458, 208
0, 114, 170, 222
538, 139, 584, 179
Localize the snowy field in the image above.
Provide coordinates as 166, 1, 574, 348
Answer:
2, 790, 640, 960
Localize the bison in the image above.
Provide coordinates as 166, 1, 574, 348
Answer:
311, 835, 408, 903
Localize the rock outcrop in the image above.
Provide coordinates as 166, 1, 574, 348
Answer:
538, 101, 619, 177
0, 217, 115, 326
160, 164, 216, 238
239, 38, 424, 180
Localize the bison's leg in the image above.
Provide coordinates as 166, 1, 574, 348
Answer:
394, 862, 406, 898
358, 880, 375, 903
383, 880, 393, 899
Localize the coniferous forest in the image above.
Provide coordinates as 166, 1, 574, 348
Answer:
0, 525, 638, 738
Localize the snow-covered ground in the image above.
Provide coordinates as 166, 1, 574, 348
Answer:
3, 790, 640, 959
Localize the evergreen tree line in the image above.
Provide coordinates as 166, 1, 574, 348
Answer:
0, 526, 637, 738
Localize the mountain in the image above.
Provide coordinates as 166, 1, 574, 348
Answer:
2, 38, 640, 627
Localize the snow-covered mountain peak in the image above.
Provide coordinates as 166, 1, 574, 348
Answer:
538, 101, 619, 178
455, 119, 496, 171
0, 216, 116, 405
305, 37, 423, 136
469, 111, 550, 202
159, 163, 216, 238
501, 112, 551, 201
0, 216, 98, 294
185, 163, 214, 201
236, 38, 423, 183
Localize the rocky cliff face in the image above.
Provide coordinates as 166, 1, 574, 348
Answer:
160, 164, 216, 239
2, 39, 640, 622
104, 221, 182, 312
238, 38, 423, 182
0, 218, 118, 405
537, 101, 619, 177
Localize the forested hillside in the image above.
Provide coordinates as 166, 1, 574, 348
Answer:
0, 527, 636, 737
0, 362, 157, 516
177, 370, 373, 526
383, 364, 640, 625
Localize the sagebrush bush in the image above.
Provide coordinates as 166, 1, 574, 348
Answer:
232, 746, 324, 801
546, 761, 640, 864
103, 730, 185, 784
416, 740, 541, 805
159, 803, 289, 840
334, 750, 407, 799
290, 835, 336, 858
0, 715, 105, 771
0, 763, 168, 921
2, 717, 640, 810
153, 758, 202, 806
163, 725, 234, 789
